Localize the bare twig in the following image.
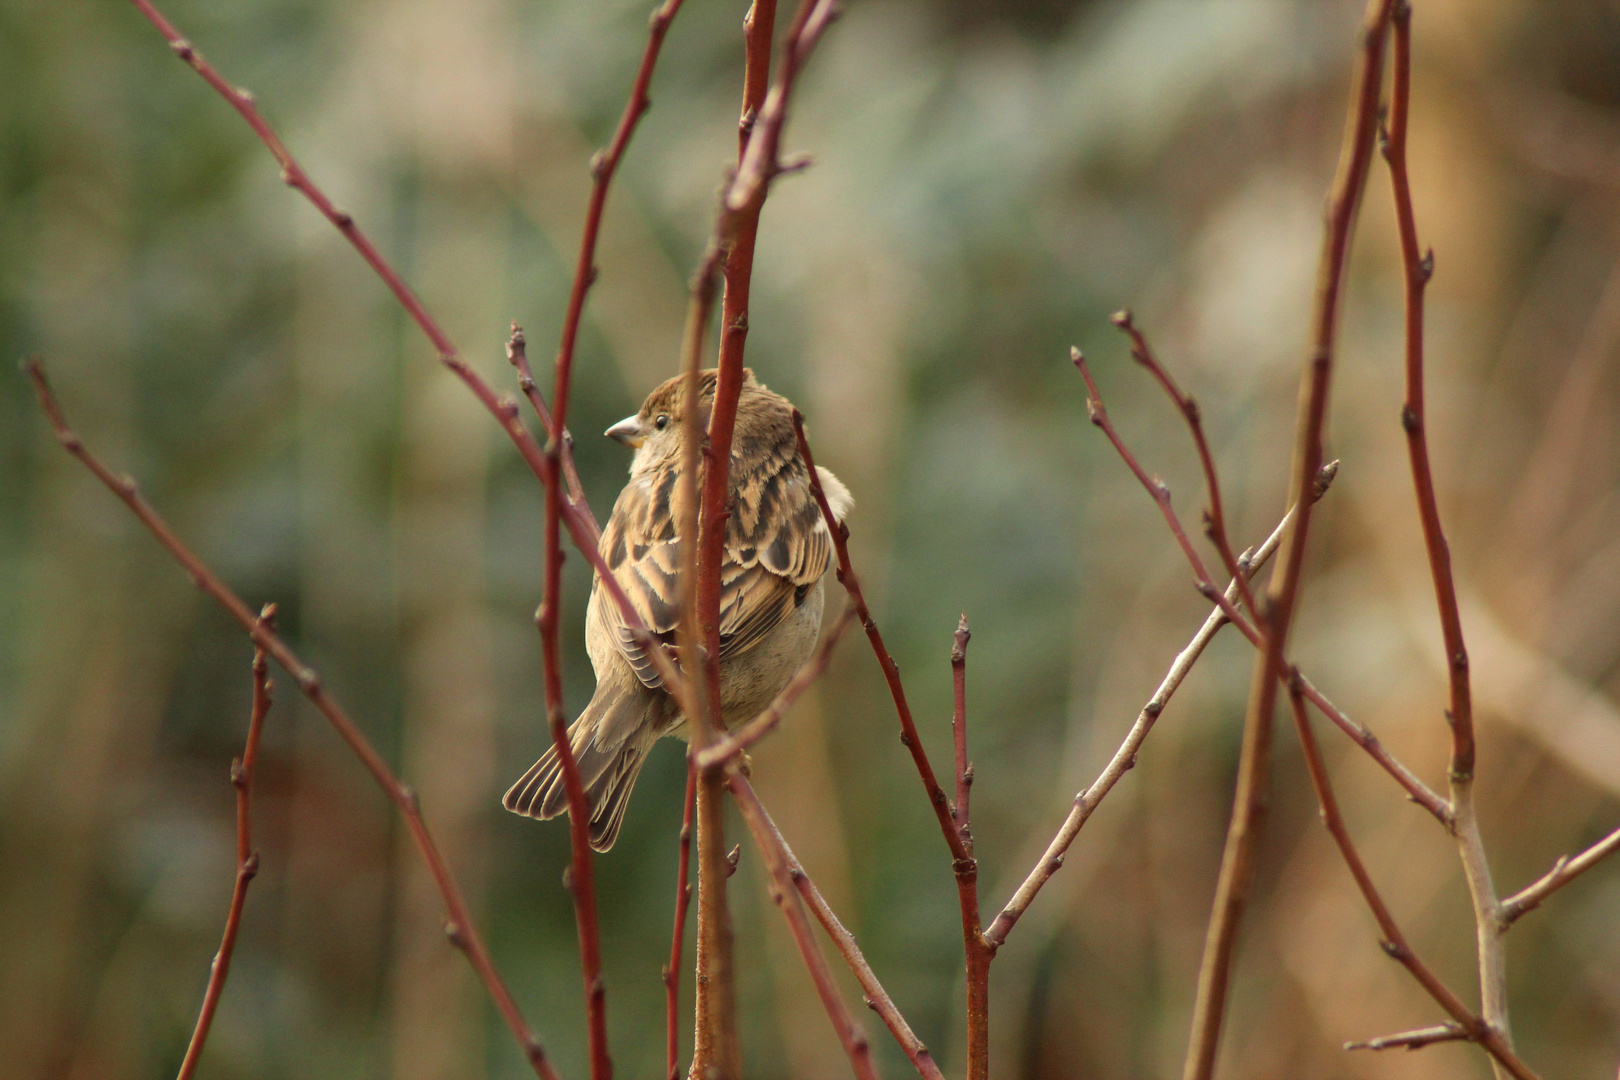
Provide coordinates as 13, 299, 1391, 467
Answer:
175, 608, 274, 1080
1182, 3, 1396, 1075
694, 603, 858, 769
1286, 681, 1537, 1079
726, 773, 879, 1080
124, 0, 685, 698
1110, 311, 1258, 621
26, 360, 561, 1080
796, 412, 988, 1072
533, 15, 696, 1077
951, 615, 973, 844
506, 326, 593, 542
794, 414, 972, 869
1075, 352, 1453, 825
985, 469, 1332, 947
1073, 350, 1253, 636
1382, 3, 1510, 1065
1499, 822, 1620, 927
664, 764, 697, 1080
950, 617, 992, 1080
1346, 1022, 1467, 1052
780, 836, 945, 1080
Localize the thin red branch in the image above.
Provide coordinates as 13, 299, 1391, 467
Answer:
1110, 311, 1258, 620
698, 0, 778, 683
795, 412, 988, 1072
1182, 3, 1395, 1075
679, 7, 842, 1072
26, 360, 561, 1080
550, 0, 686, 439
951, 615, 973, 842
175, 608, 274, 1080
507, 326, 595, 543
693, 603, 857, 770
1499, 823, 1620, 926
123, 0, 684, 694
793, 414, 972, 870
533, 20, 699, 1078
726, 773, 880, 1080
791, 865, 944, 1080
1286, 681, 1538, 1079
664, 763, 698, 1080
1382, 6, 1510, 1060
951, 617, 991, 1080
1073, 350, 1254, 635
1074, 359, 1451, 825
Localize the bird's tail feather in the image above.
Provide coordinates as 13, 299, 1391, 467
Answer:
502, 686, 652, 852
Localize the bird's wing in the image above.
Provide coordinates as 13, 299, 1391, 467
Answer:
595, 430, 836, 688
715, 426, 831, 661
596, 466, 684, 690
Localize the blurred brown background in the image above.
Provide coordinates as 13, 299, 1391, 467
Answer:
3, 0, 1620, 1077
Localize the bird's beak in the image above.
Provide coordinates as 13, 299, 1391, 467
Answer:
605, 414, 644, 448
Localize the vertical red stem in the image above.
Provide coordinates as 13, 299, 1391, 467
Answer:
175, 609, 274, 1080
664, 764, 698, 1080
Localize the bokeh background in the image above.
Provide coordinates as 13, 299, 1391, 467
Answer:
5, 0, 1620, 1077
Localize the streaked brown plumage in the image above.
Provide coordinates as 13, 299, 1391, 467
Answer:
502, 369, 852, 850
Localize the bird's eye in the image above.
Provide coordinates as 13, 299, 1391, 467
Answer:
654, 414, 669, 430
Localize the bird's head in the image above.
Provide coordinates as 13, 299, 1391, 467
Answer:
606, 368, 761, 475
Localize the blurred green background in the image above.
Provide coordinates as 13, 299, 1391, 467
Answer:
5, 0, 1620, 1077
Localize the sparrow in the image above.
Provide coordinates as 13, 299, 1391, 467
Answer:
502, 368, 853, 851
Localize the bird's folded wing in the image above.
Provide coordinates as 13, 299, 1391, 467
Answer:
595, 436, 832, 689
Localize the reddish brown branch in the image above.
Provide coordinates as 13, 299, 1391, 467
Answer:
123, 0, 682, 695
951, 615, 973, 842
951, 617, 991, 1080
507, 326, 595, 543
1182, 2, 1396, 1075
1381, 4, 1509, 1060
1110, 311, 1258, 621
698, 0, 779, 682
794, 415, 972, 870
664, 763, 698, 1080
1073, 350, 1254, 636
26, 360, 561, 1080
726, 773, 880, 1080
730, 772, 942, 1079
175, 609, 274, 1080
550, 0, 687, 440
1078, 343, 1456, 832
785, 858, 944, 1080
1286, 682, 1538, 1079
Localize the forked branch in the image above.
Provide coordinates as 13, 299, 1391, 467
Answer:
26, 360, 561, 1080
1382, 2, 1509, 1063
985, 463, 1338, 948
175, 608, 274, 1080
1286, 681, 1537, 1079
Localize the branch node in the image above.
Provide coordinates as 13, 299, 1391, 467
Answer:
725, 843, 741, 877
